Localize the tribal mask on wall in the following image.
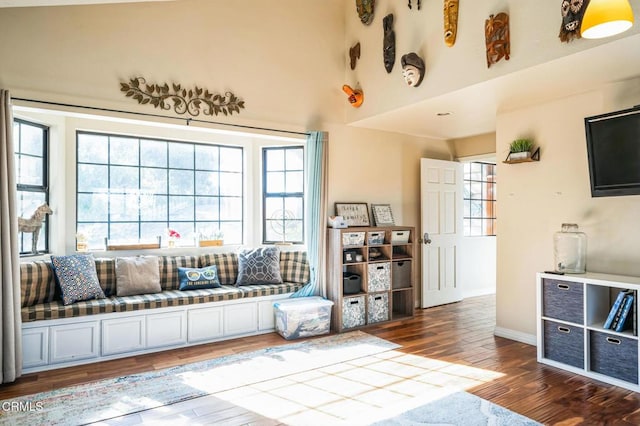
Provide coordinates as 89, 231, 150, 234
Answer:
383, 14, 396, 73
444, 0, 459, 47
559, 0, 590, 42
356, 0, 375, 25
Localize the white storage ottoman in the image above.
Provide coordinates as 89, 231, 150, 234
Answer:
274, 296, 334, 340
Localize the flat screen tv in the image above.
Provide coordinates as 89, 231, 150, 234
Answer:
585, 106, 640, 197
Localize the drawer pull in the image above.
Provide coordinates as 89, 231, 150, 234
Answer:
557, 284, 570, 290
377, 266, 384, 270
350, 300, 359, 305
374, 296, 382, 301
606, 337, 621, 345
557, 326, 570, 333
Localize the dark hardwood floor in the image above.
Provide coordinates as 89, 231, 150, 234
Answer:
2, 294, 640, 425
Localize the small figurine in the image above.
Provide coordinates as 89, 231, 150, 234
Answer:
356, 0, 375, 25
485, 12, 510, 68
559, 0, 590, 42
342, 85, 364, 108
349, 42, 361, 70
401, 52, 426, 87
383, 14, 396, 73
18, 203, 53, 253
444, 0, 459, 47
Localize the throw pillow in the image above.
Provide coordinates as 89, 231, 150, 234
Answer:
51, 254, 105, 305
236, 247, 283, 286
280, 251, 310, 284
178, 265, 221, 290
115, 256, 161, 296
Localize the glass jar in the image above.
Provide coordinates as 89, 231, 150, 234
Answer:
554, 223, 587, 273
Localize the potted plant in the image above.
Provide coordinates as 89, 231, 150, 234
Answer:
509, 139, 534, 160
198, 229, 224, 247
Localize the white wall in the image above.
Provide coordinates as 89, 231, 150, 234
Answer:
496, 78, 640, 341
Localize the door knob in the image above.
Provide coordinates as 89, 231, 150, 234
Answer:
423, 232, 432, 245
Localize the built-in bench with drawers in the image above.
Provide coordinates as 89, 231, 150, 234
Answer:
20, 250, 309, 373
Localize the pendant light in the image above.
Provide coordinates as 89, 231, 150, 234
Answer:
581, 0, 634, 39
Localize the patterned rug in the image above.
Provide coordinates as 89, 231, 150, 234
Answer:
0, 331, 540, 425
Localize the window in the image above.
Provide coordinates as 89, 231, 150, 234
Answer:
14, 119, 49, 255
76, 132, 243, 248
262, 146, 304, 244
463, 162, 496, 236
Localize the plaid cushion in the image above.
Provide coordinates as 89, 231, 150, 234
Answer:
21, 298, 116, 322
199, 253, 238, 285
112, 286, 243, 312
280, 251, 310, 284
238, 282, 304, 298
159, 256, 198, 290
95, 258, 117, 297
20, 261, 56, 308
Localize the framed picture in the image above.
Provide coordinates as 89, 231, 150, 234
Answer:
335, 202, 370, 227
371, 204, 395, 226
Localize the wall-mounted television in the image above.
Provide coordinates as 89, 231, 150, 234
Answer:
585, 105, 640, 197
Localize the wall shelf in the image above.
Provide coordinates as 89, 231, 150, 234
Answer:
503, 147, 540, 164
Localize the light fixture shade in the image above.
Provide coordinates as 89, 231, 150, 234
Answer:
581, 0, 634, 39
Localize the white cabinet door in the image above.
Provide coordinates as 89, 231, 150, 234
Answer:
258, 299, 277, 331
224, 303, 257, 336
50, 322, 99, 364
102, 316, 145, 355
22, 327, 48, 368
147, 311, 187, 348
188, 306, 224, 342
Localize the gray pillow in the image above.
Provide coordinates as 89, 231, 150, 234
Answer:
236, 247, 283, 286
116, 256, 161, 296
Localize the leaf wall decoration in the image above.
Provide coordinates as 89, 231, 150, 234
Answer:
120, 77, 246, 117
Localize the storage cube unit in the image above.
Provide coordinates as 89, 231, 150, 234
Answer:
589, 330, 638, 384
342, 232, 365, 246
274, 296, 334, 340
368, 262, 391, 292
367, 292, 389, 324
543, 320, 584, 369
342, 295, 366, 329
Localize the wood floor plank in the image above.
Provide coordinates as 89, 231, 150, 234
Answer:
2, 294, 640, 424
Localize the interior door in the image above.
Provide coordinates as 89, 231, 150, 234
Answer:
420, 158, 463, 308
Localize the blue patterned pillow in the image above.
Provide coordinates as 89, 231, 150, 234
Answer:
178, 265, 221, 290
51, 254, 105, 305
236, 247, 283, 286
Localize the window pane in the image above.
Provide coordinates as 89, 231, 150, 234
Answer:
220, 221, 242, 245
140, 140, 167, 167
265, 197, 284, 221
220, 147, 242, 172
266, 149, 284, 171
266, 171, 284, 193
78, 134, 109, 164
169, 195, 194, 221
220, 197, 242, 220
110, 222, 139, 242
470, 182, 482, 199
470, 219, 483, 236
77, 223, 108, 250
20, 125, 44, 156
110, 166, 139, 193
285, 171, 303, 193
141, 223, 167, 241
169, 143, 194, 169
470, 200, 482, 218
195, 171, 219, 196
286, 220, 303, 242
169, 169, 194, 195
140, 195, 167, 221
77, 193, 108, 222
286, 148, 304, 170
78, 164, 108, 192
109, 193, 139, 221
285, 197, 303, 219
196, 145, 219, 170
470, 162, 482, 180
17, 155, 43, 185
196, 196, 219, 221
141, 168, 167, 193
110, 137, 139, 166
220, 172, 242, 196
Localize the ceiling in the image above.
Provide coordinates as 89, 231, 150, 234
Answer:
2, 1, 640, 140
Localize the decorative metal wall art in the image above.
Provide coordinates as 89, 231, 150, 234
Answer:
120, 77, 245, 117
349, 42, 361, 70
559, 0, 590, 42
401, 52, 425, 87
485, 13, 510, 68
342, 85, 364, 108
444, 0, 459, 47
408, 0, 421, 10
383, 14, 396, 73
356, 0, 375, 25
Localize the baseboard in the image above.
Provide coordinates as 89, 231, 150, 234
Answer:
462, 287, 495, 298
493, 326, 536, 346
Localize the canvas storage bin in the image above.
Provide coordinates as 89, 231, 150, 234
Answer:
392, 260, 412, 289
391, 230, 410, 244
274, 296, 334, 340
367, 231, 385, 245
542, 278, 584, 324
589, 330, 639, 384
543, 320, 584, 369
367, 262, 391, 292
342, 232, 365, 246
367, 292, 389, 324
342, 295, 366, 329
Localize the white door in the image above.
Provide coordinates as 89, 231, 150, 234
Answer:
420, 158, 463, 308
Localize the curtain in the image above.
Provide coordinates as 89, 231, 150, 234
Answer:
0, 89, 21, 383
291, 131, 328, 298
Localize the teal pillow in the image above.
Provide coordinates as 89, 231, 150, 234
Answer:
51, 254, 105, 305
178, 265, 221, 290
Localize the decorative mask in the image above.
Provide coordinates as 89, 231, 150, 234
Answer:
356, 0, 375, 25
444, 0, 459, 47
559, 0, 590, 42
401, 52, 425, 87
383, 14, 396, 73
342, 85, 364, 108
349, 42, 361, 70
485, 12, 510, 68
